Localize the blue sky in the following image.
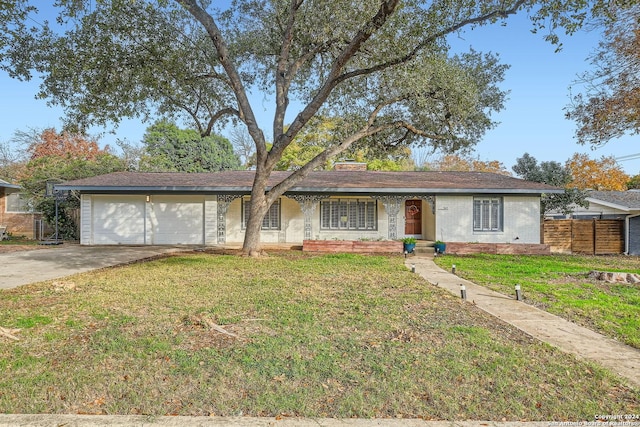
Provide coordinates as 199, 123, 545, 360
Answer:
1, 9, 638, 175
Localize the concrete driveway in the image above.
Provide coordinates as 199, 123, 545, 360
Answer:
0, 244, 186, 289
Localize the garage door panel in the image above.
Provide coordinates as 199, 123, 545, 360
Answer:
151, 196, 204, 245
93, 196, 145, 245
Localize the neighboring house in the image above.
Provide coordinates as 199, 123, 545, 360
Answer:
57, 164, 561, 248
557, 190, 640, 255
0, 179, 41, 239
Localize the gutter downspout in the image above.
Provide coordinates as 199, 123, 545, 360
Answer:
625, 214, 640, 255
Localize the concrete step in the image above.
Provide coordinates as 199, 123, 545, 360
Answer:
414, 240, 434, 248
407, 241, 435, 256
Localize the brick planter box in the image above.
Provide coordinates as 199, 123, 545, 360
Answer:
303, 240, 403, 253
445, 242, 551, 255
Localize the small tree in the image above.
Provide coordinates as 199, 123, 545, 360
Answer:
229, 127, 257, 170
140, 121, 240, 172
565, 153, 629, 191
628, 174, 640, 190
275, 116, 415, 171
26, 128, 106, 161
0, 141, 26, 183
426, 154, 511, 175
18, 129, 127, 239
513, 153, 588, 215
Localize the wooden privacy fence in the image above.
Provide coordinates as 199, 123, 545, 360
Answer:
543, 219, 625, 254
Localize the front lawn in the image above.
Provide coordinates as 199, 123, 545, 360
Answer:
0, 251, 638, 420
434, 254, 640, 349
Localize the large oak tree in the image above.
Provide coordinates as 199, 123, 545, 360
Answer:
1, 0, 620, 255
566, 4, 640, 146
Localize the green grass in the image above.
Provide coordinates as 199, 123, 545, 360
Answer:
0, 238, 40, 246
434, 253, 640, 348
0, 251, 638, 420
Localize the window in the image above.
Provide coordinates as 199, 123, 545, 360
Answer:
473, 197, 502, 232
320, 199, 377, 230
242, 198, 281, 230
6, 192, 34, 213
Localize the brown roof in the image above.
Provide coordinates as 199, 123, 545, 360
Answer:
57, 170, 561, 194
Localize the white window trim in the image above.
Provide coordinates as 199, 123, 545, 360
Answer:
473, 197, 503, 232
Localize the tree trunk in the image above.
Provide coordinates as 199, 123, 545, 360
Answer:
241, 169, 271, 257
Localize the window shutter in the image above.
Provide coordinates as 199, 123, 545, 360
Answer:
357, 202, 365, 229
330, 201, 339, 228
321, 202, 330, 228
473, 199, 481, 230
339, 202, 348, 228
366, 201, 375, 228
243, 199, 249, 228
349, 201, 357, 229
490, 199, 499, 230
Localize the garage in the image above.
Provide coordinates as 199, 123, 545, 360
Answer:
85, 195, 206, 245
148, 196, 204, 245
91, 195, 146, 245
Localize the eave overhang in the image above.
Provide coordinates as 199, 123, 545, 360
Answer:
55, 184, 564, 196
585, 197, 634, 212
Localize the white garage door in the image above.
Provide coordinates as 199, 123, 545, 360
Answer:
150, 196, 204, 245
92, 196, 146, 245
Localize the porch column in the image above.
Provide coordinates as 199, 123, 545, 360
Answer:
372, 196, 404, 240
217, 194, 242, 244
288, 195, 327, 240
423, 195, 436, 214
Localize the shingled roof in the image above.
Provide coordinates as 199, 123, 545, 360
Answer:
57, 170, 562, 195
588, 190, 640, 210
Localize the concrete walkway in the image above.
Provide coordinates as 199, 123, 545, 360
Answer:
406, 255, 640, 388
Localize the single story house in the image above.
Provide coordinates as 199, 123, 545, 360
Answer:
551, 190, 640, 255
0, 179, 43, 239
56, 165, 561, 248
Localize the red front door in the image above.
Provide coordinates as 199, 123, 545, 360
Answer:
404, 200, 422, 235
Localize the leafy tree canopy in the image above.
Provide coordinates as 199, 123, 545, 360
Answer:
565, 153, 629, 191
424, 153, 510, 175
16, 128, 127, 239
1, 0, 623, 254
628, 174, 640, 190
25, 128, 108, 161
140, 121, 240, 172
513, 153, 588, 215
0, 140, 27, 183
275, 116, 414, 171
566, 5, 640, 146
